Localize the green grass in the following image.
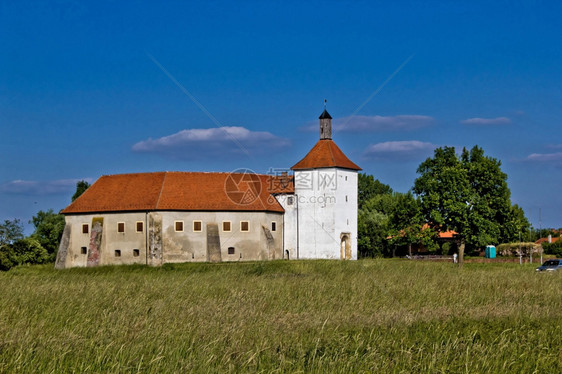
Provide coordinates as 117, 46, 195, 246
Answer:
1, 260, 561, 373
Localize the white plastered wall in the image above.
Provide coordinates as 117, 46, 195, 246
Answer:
293, 168, 358, 260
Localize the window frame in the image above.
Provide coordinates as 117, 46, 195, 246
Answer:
240, 221, 250, 232
193, 220, 202, 232
136, 221, 144, 233
117, 222, 125, 233
82, 224, 89, 234
222, 221, 232, 232
174, 221, 184, 232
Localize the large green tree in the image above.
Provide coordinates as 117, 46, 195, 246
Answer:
413, 145, 525, 266
358, 173, 393, 208
501, 204, 531, 243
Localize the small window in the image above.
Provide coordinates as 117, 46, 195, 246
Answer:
287, 196, 294, 205
117, 222, 125, 233
346, 195, 348, 202
136, 222, 144, 232
271, 222, 277, 232
82, 224, 89, 234
240, 221, 249, 232
228, 247, 235, 255
222, 221, 231, 232
133, 249, 140, 257
193, 221, 202, 232
175, 221, 184, 232
345, 176, 348, 181
115, 249, 121, 257
81, 247, 87, 255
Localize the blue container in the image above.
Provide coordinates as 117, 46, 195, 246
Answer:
485, 245, 496, 259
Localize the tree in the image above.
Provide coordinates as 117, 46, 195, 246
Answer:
387, 192, 437, 257
72, 180, 91, 202
359, 191, 418, 258
30, 209, 65, 259
358, 207, 390, 258
501, 204, 531, 243
0, 219, 24, 246
358, 173, 392, 208
413, 145, 521, 266
357, 176, 395, 257
0, 219, 23, 270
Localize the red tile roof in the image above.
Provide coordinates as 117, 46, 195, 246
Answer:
391, 225, 457, 240
291, 139, 361, 170
267, 175, 294, 194
437, 229, 457, 239
61, 172, 286, 214
536, 236, 561, 245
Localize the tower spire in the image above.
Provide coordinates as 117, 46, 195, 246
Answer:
319, 100, 332, 140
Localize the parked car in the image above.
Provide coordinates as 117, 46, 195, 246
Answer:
536, 259, 562, 272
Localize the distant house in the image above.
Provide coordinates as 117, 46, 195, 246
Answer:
536, 235, 561, 245
55, 108, 361, 268
388, 224, 458, 255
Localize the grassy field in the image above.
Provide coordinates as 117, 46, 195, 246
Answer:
1, 259, 561, 373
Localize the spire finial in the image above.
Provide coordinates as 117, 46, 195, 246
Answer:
324, 99, 327, 110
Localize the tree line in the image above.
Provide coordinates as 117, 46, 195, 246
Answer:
0, 181, 90, 271
359, 145, 533, 264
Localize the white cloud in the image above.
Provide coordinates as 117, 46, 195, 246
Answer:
461, 117, 511, 125
300, 115, 434, 132
525, 152, 562, 163
364, 140, 437, 160
0, 178, 93, 196
132, 126, 290, 159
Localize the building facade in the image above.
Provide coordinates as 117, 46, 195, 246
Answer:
55, 109, 360, 268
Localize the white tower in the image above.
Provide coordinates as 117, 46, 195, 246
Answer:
291, 108, 361, 259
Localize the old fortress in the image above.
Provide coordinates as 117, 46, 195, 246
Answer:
55, 109, 360, 268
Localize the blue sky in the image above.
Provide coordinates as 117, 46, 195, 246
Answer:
1, 0, 562, 232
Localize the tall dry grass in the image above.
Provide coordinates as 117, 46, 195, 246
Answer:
0, 259, 561, 372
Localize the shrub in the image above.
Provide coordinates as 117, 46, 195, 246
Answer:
0, 238, 49, 271
496, 242, 541, 256
542, 240, 562, 257
0, 246, 14, 271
